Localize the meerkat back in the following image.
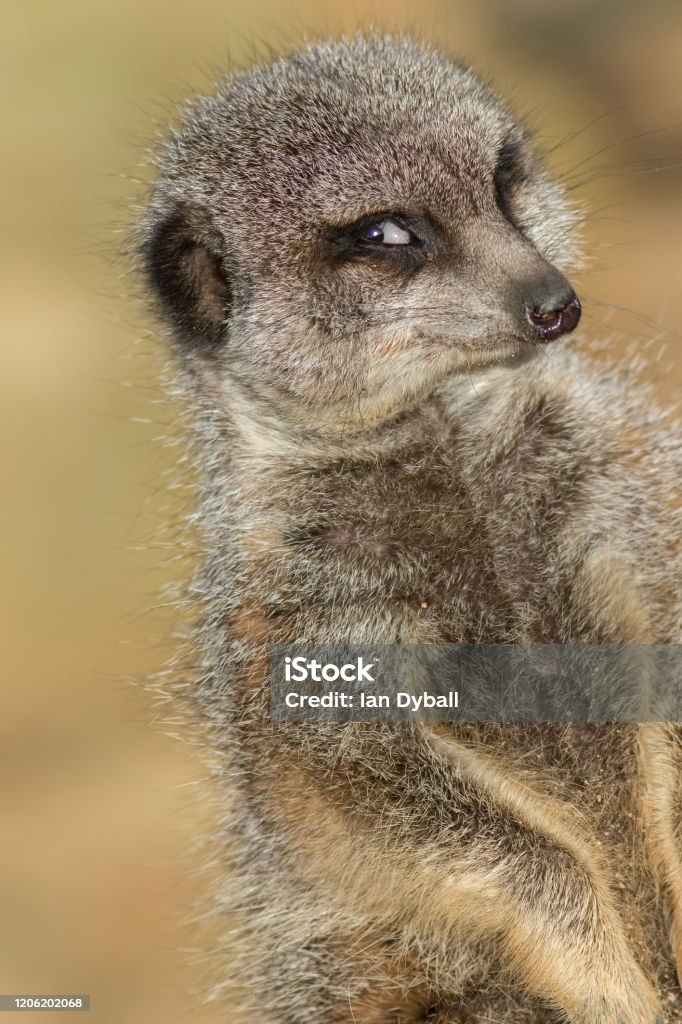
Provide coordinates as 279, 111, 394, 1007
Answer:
140, 36, 682, 1024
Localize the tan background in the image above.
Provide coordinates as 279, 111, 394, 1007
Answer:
2, 1, 681, 1022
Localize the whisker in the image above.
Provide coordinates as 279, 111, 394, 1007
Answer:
584, 295, 679, 343
565, 159, 682, 192
540, 106, 627, 158
559, 121, 682, 179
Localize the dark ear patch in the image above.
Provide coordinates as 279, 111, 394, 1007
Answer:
494, 136, 530, 228
144, 203, 232, 349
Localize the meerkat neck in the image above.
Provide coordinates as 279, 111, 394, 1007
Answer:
222, 358, 537, 472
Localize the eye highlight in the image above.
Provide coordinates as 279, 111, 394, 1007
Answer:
361, 219, 414, 246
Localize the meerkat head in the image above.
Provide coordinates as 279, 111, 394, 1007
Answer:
142, 35, 582, 441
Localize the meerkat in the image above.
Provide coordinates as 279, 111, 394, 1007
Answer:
139, 35, 682, 1024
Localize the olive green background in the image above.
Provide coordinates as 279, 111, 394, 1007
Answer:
2, 1, 681, 1021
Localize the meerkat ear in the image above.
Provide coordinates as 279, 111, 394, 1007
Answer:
144, 202, 232, 349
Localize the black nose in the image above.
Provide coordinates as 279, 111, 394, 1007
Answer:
526, 289, 581, 341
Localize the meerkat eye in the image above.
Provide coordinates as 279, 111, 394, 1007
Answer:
327, 213, 429, 266
362, 219, 414, 245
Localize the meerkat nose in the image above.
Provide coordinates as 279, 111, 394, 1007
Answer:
526, 289, 581, 342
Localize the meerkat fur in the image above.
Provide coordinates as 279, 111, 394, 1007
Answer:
139, 34, 682, 1024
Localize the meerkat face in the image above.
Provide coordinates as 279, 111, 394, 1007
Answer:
143, 36, 582, 434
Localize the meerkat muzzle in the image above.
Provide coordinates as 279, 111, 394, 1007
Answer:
527, 290, 582, 341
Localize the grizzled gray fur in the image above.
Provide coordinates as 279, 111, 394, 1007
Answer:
140, 35, 682, 1024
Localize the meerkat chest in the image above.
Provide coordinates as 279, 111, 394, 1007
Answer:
275, 447, 577, 643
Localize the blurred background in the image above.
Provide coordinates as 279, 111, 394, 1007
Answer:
1, 1, 681, 1021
